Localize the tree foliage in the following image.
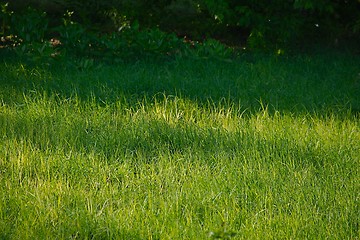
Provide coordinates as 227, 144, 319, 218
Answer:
2, 0, 359, 50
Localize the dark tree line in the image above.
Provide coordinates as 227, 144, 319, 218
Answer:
2, 0, 360, 50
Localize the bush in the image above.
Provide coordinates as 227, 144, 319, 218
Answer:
2, 0, 359, 59
202, 0, 360, 49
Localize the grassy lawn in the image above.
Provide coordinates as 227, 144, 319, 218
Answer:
0, 53, 359, 239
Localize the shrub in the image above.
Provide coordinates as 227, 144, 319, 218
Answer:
2, 0, 359, 60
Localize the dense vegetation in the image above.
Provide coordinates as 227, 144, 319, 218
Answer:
2, 0, 360, 52
1, 1, 359, 239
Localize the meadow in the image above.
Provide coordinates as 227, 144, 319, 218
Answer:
0, 52, 359, 239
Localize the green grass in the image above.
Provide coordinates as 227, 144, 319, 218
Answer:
0, 53, 359, 239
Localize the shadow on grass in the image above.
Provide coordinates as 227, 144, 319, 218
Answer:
1, 52, 360, 117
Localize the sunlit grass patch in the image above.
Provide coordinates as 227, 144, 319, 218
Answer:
0, 54, 359, 239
